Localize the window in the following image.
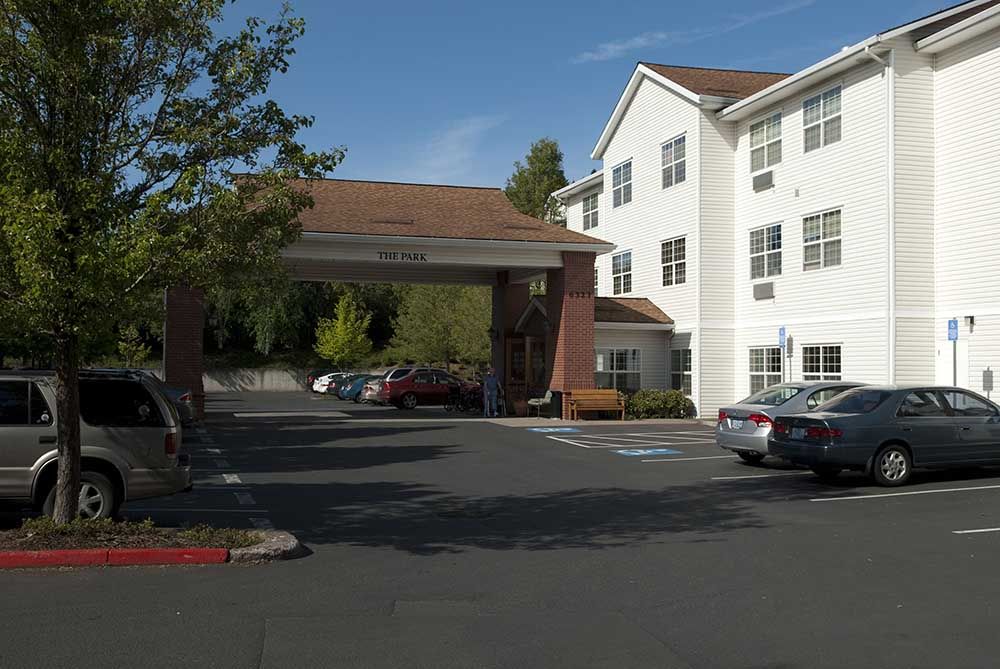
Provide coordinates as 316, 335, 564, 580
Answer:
661, 237, 686, 286
0, 381, 29, 425
671, 349, 692, 395
742, 385, 801, 406
803, 85, 842, 153
802, 345, 841, 381
803, 209, 842, 271
749, 347, 783, 394
582, 192, 599, 230
595, 348, 641, 392
820, 388, 891, 414
750, 112, 782, 172
943, 391, 998, 417
612, 160, 632, 208
612, 251, 632, 295
806, 386, 851, 409
79, 379, 165, 427
661, 135, 687, 189
594, 266, 599, 290
750, 224, 782, 279
897, 391, 948, 418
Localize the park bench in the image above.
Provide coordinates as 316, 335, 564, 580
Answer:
567, 389, 625, 421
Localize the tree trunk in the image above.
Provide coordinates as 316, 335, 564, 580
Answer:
52, 331, 81, 524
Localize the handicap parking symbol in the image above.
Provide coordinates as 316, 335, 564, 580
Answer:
613, 448, 683, 457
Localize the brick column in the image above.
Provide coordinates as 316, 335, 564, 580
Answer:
491, 271, 531, 383
546, 252, 596, 417
164, 286, 206, 419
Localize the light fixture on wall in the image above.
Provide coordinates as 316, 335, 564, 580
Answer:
965, 316, 975, 330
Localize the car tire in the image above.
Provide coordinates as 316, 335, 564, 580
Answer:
42, 471, 118, 520
871, 443, 912, 487
811, 465, 842, 481
737, 452, 765, 464
400, 393, 418, 410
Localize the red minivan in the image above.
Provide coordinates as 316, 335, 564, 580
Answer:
379, 368, 463, 409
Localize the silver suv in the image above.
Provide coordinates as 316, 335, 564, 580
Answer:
0, 370, 192, 519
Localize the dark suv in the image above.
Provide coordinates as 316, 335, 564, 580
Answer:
378, 368, 463, 409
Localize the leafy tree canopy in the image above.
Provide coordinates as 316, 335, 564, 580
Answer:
504, 138, 569, 226
314, 293, 373, 369
389, 285, 491, 371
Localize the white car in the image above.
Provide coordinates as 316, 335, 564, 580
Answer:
313, 372, 350, 394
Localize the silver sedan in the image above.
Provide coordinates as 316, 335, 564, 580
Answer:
716, 381, 864, 463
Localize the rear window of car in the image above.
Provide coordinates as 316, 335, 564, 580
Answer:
0, 381, 51, 426
740, 385, 802, 406
386, 368, 412, 381
816, 389, 892, 414
80, 379, 165, 427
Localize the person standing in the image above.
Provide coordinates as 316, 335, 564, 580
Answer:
482, 367, 501, 418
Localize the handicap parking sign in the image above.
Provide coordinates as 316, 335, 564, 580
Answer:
948, 319, 959, 341
613, 448, 683, 457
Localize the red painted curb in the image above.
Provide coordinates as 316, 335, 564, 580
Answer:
107, 548, 230, 566
0, 549, 108, 569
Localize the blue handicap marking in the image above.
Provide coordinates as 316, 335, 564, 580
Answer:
613, 448, 683, 457
528, 427, 581, 433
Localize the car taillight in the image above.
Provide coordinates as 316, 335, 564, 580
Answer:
178, 392, 191, 402
806, 426, 843, 440
718, 410, 728, 424
165, 433, 177, 457
773, 422, 788, 434
748, 413, 772, 428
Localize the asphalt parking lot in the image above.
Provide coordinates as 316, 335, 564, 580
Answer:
6, 391, 1000, 667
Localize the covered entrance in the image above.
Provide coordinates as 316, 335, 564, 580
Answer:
163, 178, 613, 416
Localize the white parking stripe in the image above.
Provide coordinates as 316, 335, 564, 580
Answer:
810, 483, 1000, 502
206, 448, 222, 454
642, 455, 735, 463
234, 492, 255, 506
580, 434, 690, 444
711, 471, 813, 480
223, 473, 242, 484
953, 527, 1000, 535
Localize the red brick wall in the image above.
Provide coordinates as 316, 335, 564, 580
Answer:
164, 286, 206, 418
546, 252, 596, 415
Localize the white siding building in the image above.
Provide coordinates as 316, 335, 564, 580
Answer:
554, 0, 1000, 417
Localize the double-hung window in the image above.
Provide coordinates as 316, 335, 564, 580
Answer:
802, 345, 842, 380
582, 192, 599, 230
595, 348, 641, 392
661, 135, 686, 189
803, 86, 842, 153
749, 347, 783, 394
661, 237, 686, 286
802, 208, 842, 271
671, 349, 692, 396
594, 267, 599, 290
749, 112, 782, 172
750, 224, 782, 280
612, 160, 632, 207
612, 251, 632, 295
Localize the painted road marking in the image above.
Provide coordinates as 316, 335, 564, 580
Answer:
953, 527, 1000, 535
231, 411, 350, 418
711, 471, 813, 480
547, 433, 716, 449
527, 427, 580, 433
194, 428, 207, 435
234, 492, 256, 506
576, 434, 694, 445
810, 483, 1000, 502
206, 448, 222, 455
251, 517, 274, 530
614, 448, 683, 457
223, 473, 243, 484
214, 459, 231, 469
128, 507, 262, 514
641, 455, 736, 463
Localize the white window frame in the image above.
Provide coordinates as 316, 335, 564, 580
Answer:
749, 223, 782, 280
611, 160, 632, 208
802, 207, 842, 271
595, 348, 641, 392
749, 347, 783, 394
670, 349, 692, 396
582, 192, 599, 230
661, 134, 687, 189
612, 251, 632, 295
803, 85, 842, 153
594, 266, 599, 291
661, 236, 686, 287
749, 111, 782, 173
802, 344, 842, 381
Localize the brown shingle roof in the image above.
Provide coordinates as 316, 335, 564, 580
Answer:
291, 178, 608, 245
640, 63, 791, 100
595, 297, 673, 325
906, 0, 1000, 40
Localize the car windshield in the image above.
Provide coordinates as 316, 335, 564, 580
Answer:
740, 385, 803, 406
815, 388, 892, 414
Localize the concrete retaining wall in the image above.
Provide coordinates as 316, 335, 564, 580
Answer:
202, 368, 308, 392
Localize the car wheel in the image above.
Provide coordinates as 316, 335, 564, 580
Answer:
737, 452, 765, 464
872, 444, 912, 487
42, 471, 118, 520
401, 392, 418, 410
811, 465, 842, 481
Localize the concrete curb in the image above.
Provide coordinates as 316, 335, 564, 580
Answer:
0, 547, 229, 569
229, 530, 305, 563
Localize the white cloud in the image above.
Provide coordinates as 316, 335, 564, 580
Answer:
571, 0, 817, 64
401, 115, 507, 184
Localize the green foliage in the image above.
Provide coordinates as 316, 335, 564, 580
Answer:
388, 285, 491, 370
13, 517, 260, 550
117, 325, 151, 368
314, 293, 373, 368
504, 138, 569, 226
625, 389, 697, 420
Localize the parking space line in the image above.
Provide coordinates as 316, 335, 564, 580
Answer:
205, 448, 222, 454
711, 471, 813, 480
810, 483, 1000, 502
642, 455, 735, 463
579, 434, 689, 444
223, 473, 243, 484
234, 492, 256, 506
953, 527, 1000, 535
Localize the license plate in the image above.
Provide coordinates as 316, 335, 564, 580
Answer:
791, 427, 806, 440
729, 419, 744, 430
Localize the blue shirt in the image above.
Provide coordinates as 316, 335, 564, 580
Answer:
483, 374, 499, 393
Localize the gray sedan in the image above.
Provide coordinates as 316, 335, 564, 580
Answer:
768, 385, 1000, 486
716, 381, 864, 463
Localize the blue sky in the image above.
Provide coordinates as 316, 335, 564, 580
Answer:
227, 0, 952, 187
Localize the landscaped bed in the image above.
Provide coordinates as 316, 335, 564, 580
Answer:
0, 517, 263, 552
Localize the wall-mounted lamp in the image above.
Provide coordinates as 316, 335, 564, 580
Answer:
965, 316, 975, 330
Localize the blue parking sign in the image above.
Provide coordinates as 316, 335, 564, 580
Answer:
778, 326, 786, 349
948, 319, 959, 341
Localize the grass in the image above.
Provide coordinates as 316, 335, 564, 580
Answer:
0, 517, 263, 552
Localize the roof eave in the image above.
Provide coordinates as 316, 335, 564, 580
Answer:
594, 321, 675, 331
552, 171, 604, 200
299, 231, 616, 253
915, 2, 1000, 52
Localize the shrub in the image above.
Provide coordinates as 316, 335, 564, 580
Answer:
625, 389, 696, 419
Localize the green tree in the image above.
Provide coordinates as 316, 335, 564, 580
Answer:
117, 325, 151, 368
0, 1, 342, 522
314, 294, 373, 369
504, 138, 569, 226
389, 285, 491, 371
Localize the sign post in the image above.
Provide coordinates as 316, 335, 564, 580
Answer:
948, 319, 959, 386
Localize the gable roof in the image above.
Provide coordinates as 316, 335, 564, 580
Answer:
640, 63, 790, 100
594, 297, 674, 325
291, 178, 612, 248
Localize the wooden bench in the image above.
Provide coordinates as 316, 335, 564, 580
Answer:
567, 389, 625, 421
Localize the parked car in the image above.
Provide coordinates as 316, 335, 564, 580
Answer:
716, 381, 864, 462
0, 370, 192, 518
360, 377, 382, 404
340, 375, 379, 402
313, 372, 351, 394
90, 368, 196, 426
768, 385, 1000, 486
306, 369, 335, 392
378, 368, 461, 409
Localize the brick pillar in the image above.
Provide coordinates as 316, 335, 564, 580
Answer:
491, 271, 531, 383
164, 286, 206, 419
546, 252, 596, 417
